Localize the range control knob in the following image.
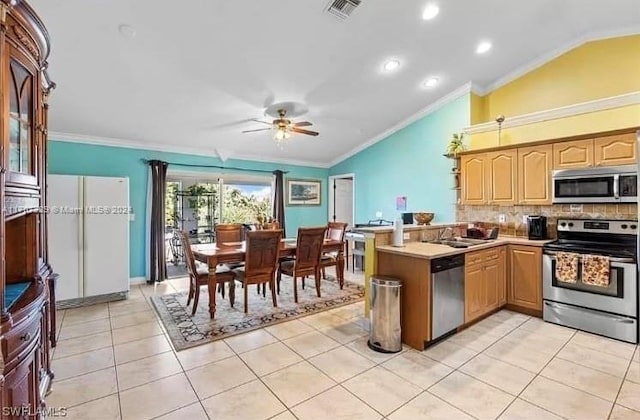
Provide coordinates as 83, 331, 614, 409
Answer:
568, 222, 574, 227
631, 224, 638, 230
621, 224, 628, 229
560, 222, 567, 227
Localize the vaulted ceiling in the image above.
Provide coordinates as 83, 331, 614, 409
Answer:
32, 0, 640, 166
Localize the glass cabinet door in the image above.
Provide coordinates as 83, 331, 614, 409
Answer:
8, 57, 34, 175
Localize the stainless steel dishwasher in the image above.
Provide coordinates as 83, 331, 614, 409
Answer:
431, 254, 465, 342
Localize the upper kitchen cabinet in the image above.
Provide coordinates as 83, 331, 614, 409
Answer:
517, 144, 553, 205
461, 154, 486, 205
594, 133, 637, 166
553, 139, 594, 169
487, 150, 517, 205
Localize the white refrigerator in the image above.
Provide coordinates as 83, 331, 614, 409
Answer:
48, 175, 130, 303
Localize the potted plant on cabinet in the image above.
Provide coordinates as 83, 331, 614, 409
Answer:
446, 132, 466, 157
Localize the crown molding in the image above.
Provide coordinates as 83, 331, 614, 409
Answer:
329, 82, 473, 167
464, 91, 640, 134
477, 27, 640, 95
49, 131, 331, 169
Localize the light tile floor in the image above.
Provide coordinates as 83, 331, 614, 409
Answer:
48, 269, 640, 420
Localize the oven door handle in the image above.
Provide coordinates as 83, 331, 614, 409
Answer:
613, 174, 620, 200
544, 301, 635, 323
543, 252, 635, 264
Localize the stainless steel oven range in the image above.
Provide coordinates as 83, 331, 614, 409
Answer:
543, 218, 638, 343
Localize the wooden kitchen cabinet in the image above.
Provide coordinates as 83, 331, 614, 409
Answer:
464, 262, 485, 323
464, 246, 506, 323
553, 139, 594, 169
497, 247, 507, 306
508, 245, 543, 315
517, 144, 553, 205
594, 133, 637, 166
461, 154, 487, 205
487, 150, 517, 205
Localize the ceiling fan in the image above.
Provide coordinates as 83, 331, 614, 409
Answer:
241, 109, 319, 144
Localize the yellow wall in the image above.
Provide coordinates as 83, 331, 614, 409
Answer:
472, 103, 640, 149
481, 35, 640, 120
469, 35, 640, 149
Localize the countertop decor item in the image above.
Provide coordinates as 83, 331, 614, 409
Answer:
446, 133, 466, 156
414, 212, 434, 225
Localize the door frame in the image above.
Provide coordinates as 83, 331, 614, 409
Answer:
328, 173, 356, 227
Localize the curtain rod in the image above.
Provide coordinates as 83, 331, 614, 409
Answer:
141, 159, 288, 174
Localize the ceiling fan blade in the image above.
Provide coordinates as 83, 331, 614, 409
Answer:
251, 119, 274, 126
292, 127, 319, 136
242, 128, 272, 133
294, 121, 312, 127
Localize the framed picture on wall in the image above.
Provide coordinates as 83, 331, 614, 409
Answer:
287, 179, 321, 206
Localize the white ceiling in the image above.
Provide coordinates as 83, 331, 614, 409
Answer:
32, 0, 640, 167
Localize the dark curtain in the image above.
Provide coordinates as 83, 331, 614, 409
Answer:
272, 170, 286, 237
149, 160, 169, 283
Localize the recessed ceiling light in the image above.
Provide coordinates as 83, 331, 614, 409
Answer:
422, 4, 439, 20
118, 24, 137, 39
383, 59, 401, 72
476, 41, 492, 54
424, 77, 439, 87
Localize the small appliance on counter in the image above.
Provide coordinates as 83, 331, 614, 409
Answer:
401, 212, 414, 225
527, 215, 548, 240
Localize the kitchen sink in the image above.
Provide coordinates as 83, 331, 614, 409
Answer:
424, 237, 493, 248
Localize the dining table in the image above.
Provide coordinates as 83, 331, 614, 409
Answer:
192, 238, 345, 319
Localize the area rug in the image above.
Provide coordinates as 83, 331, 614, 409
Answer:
151, 276, 364, 351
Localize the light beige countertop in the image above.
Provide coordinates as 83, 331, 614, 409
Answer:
352, 222, 462, 234
376, 236, 553, 260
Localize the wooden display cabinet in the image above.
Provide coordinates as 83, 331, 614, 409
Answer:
0, 1, 57, 418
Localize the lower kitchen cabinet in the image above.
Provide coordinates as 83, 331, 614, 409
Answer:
464, 263, 485, 322
508, 245, 543, 314
464, 246, 506, 323
497, 247, 507, 306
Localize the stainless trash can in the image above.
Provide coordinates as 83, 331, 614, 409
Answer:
368, 276, 402, 353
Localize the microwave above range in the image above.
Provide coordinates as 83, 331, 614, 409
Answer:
552, 165, 637, 204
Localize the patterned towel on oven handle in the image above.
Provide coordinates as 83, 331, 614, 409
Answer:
581, 254, 611, 287
555, 252, 579, 284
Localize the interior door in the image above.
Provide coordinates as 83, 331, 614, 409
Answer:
332, 178, 353, 228
83, 176, 130, 296
47, 175, 82, 300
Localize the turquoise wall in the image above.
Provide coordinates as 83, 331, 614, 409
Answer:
330, 94, 470, 224
48, 140, 329, 278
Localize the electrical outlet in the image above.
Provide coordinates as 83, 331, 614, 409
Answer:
403, 232, 410, 240
498, 214, 506, 223
570, 204, 583, 213
375, 211, 382, 218
523, 215, 528, 224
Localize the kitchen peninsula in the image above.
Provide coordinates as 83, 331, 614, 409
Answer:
376, 237, 551, 350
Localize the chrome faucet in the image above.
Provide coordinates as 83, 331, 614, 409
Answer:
438, 227, 454, 241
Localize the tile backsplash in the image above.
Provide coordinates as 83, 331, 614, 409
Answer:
456, 204, 638, 239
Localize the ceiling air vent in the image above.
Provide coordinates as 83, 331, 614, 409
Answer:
326, 0, 362, 20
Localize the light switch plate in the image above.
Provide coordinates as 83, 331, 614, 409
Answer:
570, 204, 583, 213
375, 211, 383, 218
129, 213, 135, 222
523, 215, 528, 224
403, 232, 410, 240
498, 214, 506, 223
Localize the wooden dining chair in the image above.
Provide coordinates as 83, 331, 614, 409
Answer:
262, 221, 280, 230
215, 223, 243, 243
278, 227, 327, 303
232, 230, 282, 313
180, 231, 236, 315
320, 222, 348, 289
